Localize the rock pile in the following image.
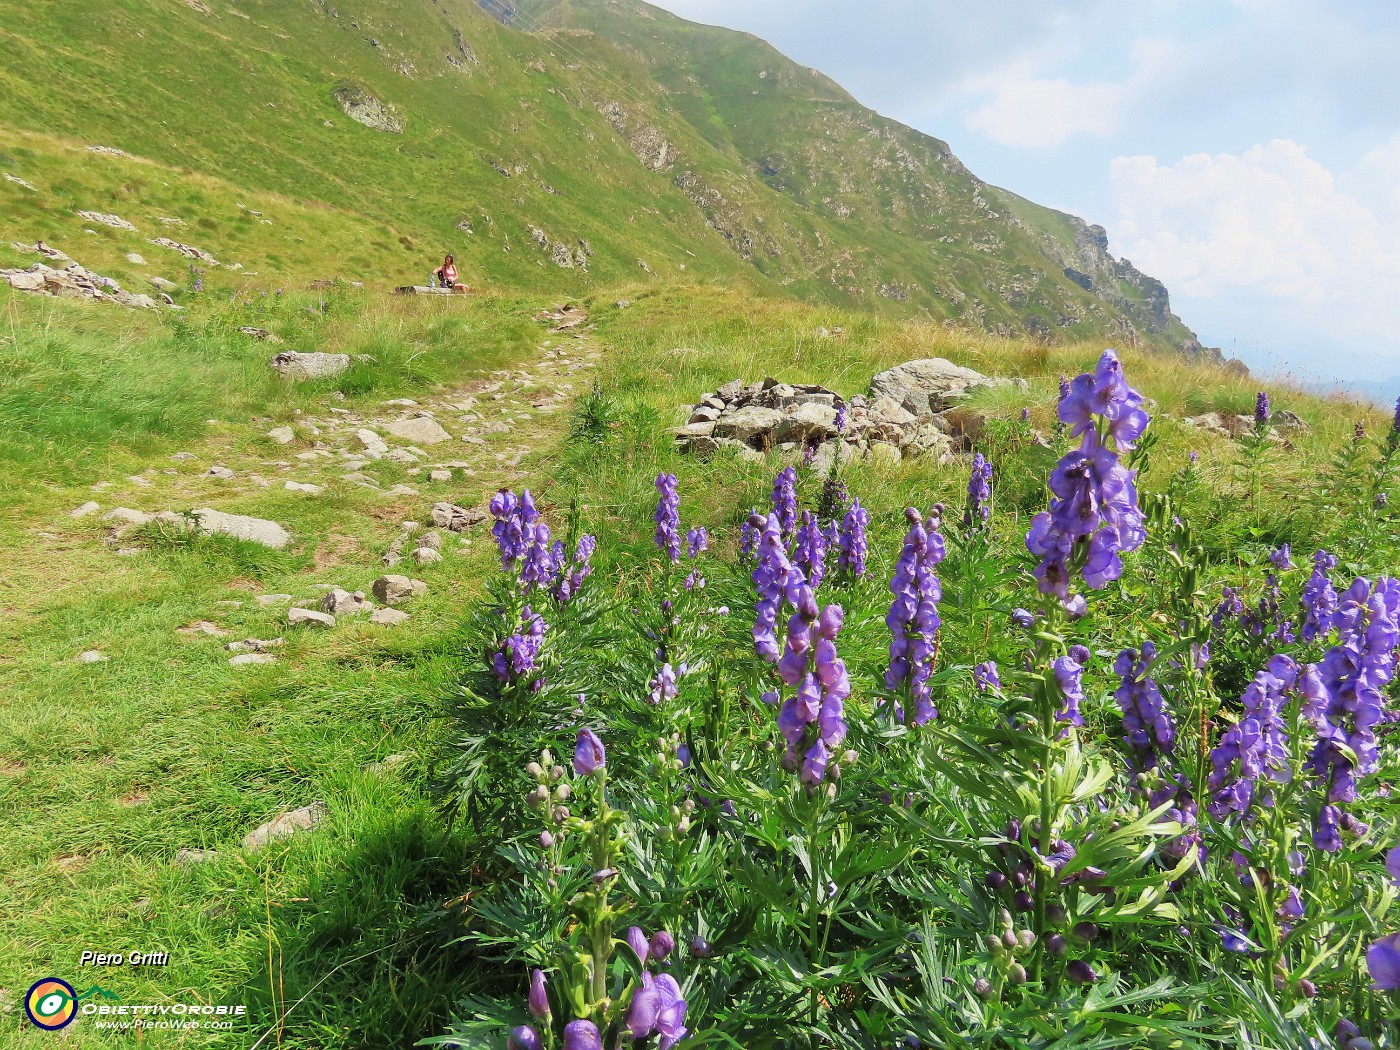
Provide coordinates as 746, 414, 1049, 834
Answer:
1183, 410, 1309, 440
3, 261, 166, 309
149, 237, 218, 265
673, 358, 1027, 467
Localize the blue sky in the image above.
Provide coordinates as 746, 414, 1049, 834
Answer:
653, 0, 1400, 388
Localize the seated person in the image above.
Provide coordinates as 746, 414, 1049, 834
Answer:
433, 254, 460, 289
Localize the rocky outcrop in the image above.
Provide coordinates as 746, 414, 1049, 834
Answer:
599, 101, 676, 172
149, 238, 218, 265
333, 85, 403, 133
675, 359, 1028, 466
4, 262, 163, 309
77, 211, 138, 231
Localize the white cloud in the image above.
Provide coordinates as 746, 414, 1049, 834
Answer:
1108, 139, 1400, 352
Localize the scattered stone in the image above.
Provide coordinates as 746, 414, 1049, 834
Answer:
430, 502, 487, 531
237, 326, 280, 343
77, 210, 137, 232
177, 621, 227, 637
175, 848, 219, 865
321, 588, 374, 616
364, 753, 409, 772
285, 481, 324, 494
87, 144, 131, 157
369, 608, 411, 626
412, 547, 443, 565
70, 501, 100, 518
103, 507, 153, 527
206, 464, 235, 479
255, 594, 293, 607
225, 637, 284, 653
372, 574, 427, 606
242, 801, 328, 850
270, 350, 350, 381
192, 509, 291, 548
333, 85, 404, 133
4, 172, 37, 191
288, 607, 335, 628
125, 252, 147, 265
77, 650, 108, 663
869, 358, 996, 416
3, 261, 165, 309
150, 276, 179, 292
383, 398, 418, 407
229, 652, 277, 666
429, 469, 452, 482
267, 426, 295, 444
383, 415, 452, 445
149, 237, 218, 265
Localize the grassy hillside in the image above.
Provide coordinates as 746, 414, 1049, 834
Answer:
0, 279, 1387, 1045
1, 0, 1208, 354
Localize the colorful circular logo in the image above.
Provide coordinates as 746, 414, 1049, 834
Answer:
25, 978, 78, 1030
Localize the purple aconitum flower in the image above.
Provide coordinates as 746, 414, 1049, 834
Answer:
1207, 655, 1306, 822
489, 489, 534, 568
627, 926, 651, 966
625, 972, 688, 1049
1270, 544, 1294, 571
1115, 641, 1174, 773
776, 600, 851, 785
573, 728, 606, 776
1212, 586, 1245, 631
1300, 549, 1340, 642
1011, 608, 1036, 629
1255, 391, 1271, 427
771, 466, 799, 537
835, 403, 847, 433
653, 473, 681, 563
492, 608, 547, 683
508, 1025, 543, 1050
520, 518, 556, 590
1368, 934, 1400, 990
819, 475, 849, 524
739, 512, 758, 561
837, 498, 869, 578
648, 662, 678, 705
885, 507, 946, 725
1306, 577, 1400, 850
1058, 349, 1150, 448
965, 453, 993, 527
1021, 406, 1031, 422
973, 661, 1001, 693
552, 535, 597, 604
803, 443, 817, 468
562, 1020, 603, 1050
528, 970, 550, 1020
751, 511, 799, 662
1065, 960, 1099, 985
1059, 375, 1071, 402
686, 526, 708, 558
1028, 352, 1147, 598
649, 930, 676, 961
793, 511, 828, 588
1388, 845, 1400, 886
1052, 645, 1091, 731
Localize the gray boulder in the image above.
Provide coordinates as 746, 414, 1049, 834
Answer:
383, 416, 452, 445
712, 406, 783, 447
772, 402, 838, 445
870, 358, 991, 416
192, 509, 291, 548
270, 351, 351, 382
372, 575, 428, 606
288, 607, 335, 628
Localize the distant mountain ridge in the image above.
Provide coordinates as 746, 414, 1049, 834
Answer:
0, 0, 1214, 359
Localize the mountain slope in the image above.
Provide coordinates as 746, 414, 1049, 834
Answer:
0, 0, 1210, 356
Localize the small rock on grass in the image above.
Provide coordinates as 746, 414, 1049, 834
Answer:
372, 575, 427, 606
267, 426, 295, 444
70, 501, 100, 518
255, 593, 293, 607
77, 650, 108, 663
175, 848, 218, 865
229, 653, 277, 666
284, 481, 324, 494
226, 638, 283, 653
242, 801, 327, 850
369, 608, 410, 626
288, 607, 335, 628
192, 509, 290, 549
364, 753, 409, 773
177, 621, 227, 637
412, 547, 443, 565
429, 469, 452, 482
321, 588, 373, 616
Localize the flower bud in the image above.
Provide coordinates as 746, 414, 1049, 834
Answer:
648, 930, 675, 961
1016, 930, 1036, 950
985, 871, 1007, 891
689, 934, 713, 958
1007, 963, 1027, 985
525, 762, 544, 779
1001, 930, 1018, 950
508, 1025, 543, 1050
539, 831, 554, 849
1046, 904, 1066, 925
1072, 922, 1100, 942
551, 805, 570, 823
973, 977, 993, 999
984, 935, 1003, 955
1066, 959, 1098, 985
1046, 933, 1067, 957
540, 749, 553, 767
555, 783, 572, 801
528, 969, 550, 1020
1013, 891, 1034, 912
